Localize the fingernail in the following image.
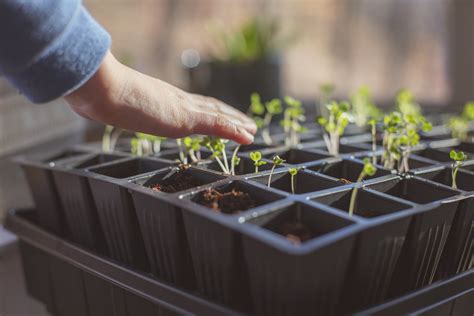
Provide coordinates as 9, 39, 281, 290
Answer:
241, 128, 255, 143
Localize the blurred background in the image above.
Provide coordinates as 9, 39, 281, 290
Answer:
0, 1, 473, 314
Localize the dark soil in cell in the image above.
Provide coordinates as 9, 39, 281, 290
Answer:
149, 166, 203, 193
355, 209, 380, 218
193, 188, 256, 214
276, 221, 315, 245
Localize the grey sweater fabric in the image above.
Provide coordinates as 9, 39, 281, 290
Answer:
0, 0, 111, 103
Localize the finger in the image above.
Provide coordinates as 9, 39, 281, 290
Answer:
191, 94, 257, 134
193, 113, 255, 144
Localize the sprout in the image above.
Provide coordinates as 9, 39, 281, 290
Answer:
350, 86, 382, 127
183, 136, 203, 163
448, 116, 469, 141
381, 96, 432, 174
368, 119, 378, 165
288, 167, 300, 194
102, 125, 124, 153
201, 136, 240, 175
281, 96, 307, 147
267, 155, 285, 187
348, 159, 377, 216
249, 151, 267, 173
318, 83, 335, 117
450, 150, 467, 189
317, 101, 350, 156
131, 132, 162, 156
461, 101, 474, 121
261, 98, 283, 145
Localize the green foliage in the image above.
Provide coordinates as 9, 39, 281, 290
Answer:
201, 136, 240, 175
288, 167, 300, 194
211, 17, 292, 63
450, 150, 467, 189
317, 101, 350, 156
281, 96, 307, 147
267, 155, 286, 187
249, 93, 265, 116
350, 86, 383, 127
381, 108, 432, 173
130, 132, 166, 156
288, 167, 299, 176
249, 151, 267, 173
396, 89, 421, 117
265, 98, 283, 115
462, 101, 474, 120
348, 158, 377, 216
449, 116, 469, 141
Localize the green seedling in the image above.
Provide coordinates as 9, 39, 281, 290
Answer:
262, 98, 283, 145
248, 92, 265, 129
249, 151, 267, 173
368, 119, 378, 165
288, 167, 300, 194
397, 89, 421, 117
450, 150, 467, 189
348, 159, 377, 216
267, 155, 285, 187
102, 125, 125, 152
183, 136, 203, 164
461, 101, 474, 121
350, 86, 382, 127
448, 101, 474, 141
281, 96, 307, 147
201, 136, 240, 175
317, 101, 350, 156
318, 83, 335, 118
130, 132, 164, 156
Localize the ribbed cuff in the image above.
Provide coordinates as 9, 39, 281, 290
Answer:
5, 7, 111, 103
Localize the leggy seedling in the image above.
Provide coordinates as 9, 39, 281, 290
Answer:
348, 159, 377, 216
450, 150, 467, 189
183, 136, 203, 164
351, 86, 382, 128
288, 167, 300, 194
201, 136, 240, 175
249, 151, 267, 173
248, 92, 265, 130
267, 155, 286, 187
131, 132, 165, 156
317, 101, 350, 156
102, 125, 125, 152
262, 98, 283, 145
281, 96, 307, 147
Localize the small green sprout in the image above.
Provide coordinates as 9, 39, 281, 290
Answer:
450, 150, 467, 189
318, 83, 335, 117
397, 89, 421, 117
201, 136, 240, 175
183, 136, 203, 163
281, 96, 307, 147
267, 155, 286, 187
131, 132, 164, 156
461, 101, 474, 121
448, 101, 474, 141
102, 125, 124, 153
368, 119, 378, 165
351, 86, 382, 127
348, 159, 377, 216
317, 101, 350, 156
288, 167, 300, 194
262, 98, 283, 145
249, 151, 267, 173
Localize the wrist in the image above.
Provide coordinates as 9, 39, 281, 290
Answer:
65, 51, 126, 120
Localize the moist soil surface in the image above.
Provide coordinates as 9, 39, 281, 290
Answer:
150, 166, 203, 193
276, 221, 316, 245
193, 188, 256, 214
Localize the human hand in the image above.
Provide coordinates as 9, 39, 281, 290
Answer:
65, 51, 256, 144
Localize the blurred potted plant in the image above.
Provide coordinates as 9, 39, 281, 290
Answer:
185, 16, 293, 112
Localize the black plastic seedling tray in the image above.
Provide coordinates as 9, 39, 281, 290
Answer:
13, 124, 474, 315
5, 208, 473, 316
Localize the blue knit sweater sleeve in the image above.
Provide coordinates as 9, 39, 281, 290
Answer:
0, 0, 111, 103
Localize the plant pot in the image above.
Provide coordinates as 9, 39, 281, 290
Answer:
416, 166, 474, 192
15, 149, 89, 236
87, 157, 171, 270
308, 158, 392, 183
247, 168, 342, 194
52, 154, 127, 254
239, 201, 357, 316
180, 180, 285, 310
129, 167, 225, 288
186, 57, 282, 113
366, 177, 462, 296
309, 187, 415, 311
